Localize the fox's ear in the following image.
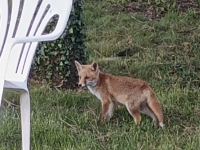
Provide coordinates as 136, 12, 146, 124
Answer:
91, 62, 98, 71
75, 60, 82, 72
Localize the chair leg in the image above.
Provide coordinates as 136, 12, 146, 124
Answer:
20, 91, 30, 150
0, 80, 4, 108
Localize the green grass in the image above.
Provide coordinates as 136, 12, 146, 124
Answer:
1, 86, 200, 149
1, 0, 200, 149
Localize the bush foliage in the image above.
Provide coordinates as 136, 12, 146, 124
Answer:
31, 0, 87, 89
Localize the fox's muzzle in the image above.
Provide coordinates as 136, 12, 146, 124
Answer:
78, 83, 86, 88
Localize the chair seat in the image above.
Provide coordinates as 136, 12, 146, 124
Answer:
4, 80, 28, 92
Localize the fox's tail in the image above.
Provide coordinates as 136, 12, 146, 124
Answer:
147, 91, 164, 128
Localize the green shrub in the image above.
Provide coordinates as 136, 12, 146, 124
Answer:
31, 0, 87, 89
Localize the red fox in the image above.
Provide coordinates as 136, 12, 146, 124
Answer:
75, 61, 164, 128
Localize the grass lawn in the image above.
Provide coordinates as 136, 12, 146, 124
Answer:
1, 0, 200, 149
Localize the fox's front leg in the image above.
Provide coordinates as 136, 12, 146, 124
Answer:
99, 99, 114, 124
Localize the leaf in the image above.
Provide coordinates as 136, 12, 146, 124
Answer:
183, 42, 190, 47
69, 28, 73, 34
59, 61, 64, 66
53, 51, 58, 56
61, 55, 66, 60
58, 44, 62, 48
71, 37, 75, 42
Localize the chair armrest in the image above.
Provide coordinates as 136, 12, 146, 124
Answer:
11, 31, 62, 46
0, 31, 63, 85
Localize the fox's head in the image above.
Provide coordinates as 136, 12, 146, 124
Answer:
75, 61, 99, 88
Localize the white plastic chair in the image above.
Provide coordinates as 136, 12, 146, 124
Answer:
0, 0, 72, 149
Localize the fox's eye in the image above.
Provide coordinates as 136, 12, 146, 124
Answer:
79, 76, 81, 79
85, 76, 89, 80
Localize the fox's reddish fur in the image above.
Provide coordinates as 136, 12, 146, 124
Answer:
75, 61, 164, 128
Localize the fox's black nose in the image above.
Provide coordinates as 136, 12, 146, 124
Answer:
78, 84, 82, 87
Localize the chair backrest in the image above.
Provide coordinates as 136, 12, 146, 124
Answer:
0, 0, 72, 82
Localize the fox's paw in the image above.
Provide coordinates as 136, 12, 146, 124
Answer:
159, 122, 164, 128
97, 120, 104, 126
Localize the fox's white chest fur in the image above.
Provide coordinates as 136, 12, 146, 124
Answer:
87, 86, 102, 101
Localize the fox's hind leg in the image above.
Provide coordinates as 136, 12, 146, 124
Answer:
140, 102, 158, 126
125, 102, 141, 125
147, 94, 164, 128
